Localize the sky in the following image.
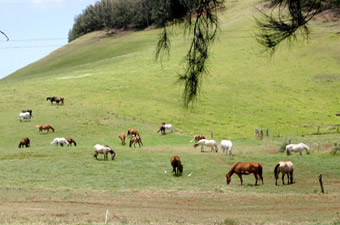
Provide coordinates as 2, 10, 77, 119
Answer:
0, 0, 97, 79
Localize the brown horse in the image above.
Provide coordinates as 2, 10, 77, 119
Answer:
127, 128, 140, 137
36, 124, 55, 133
118, 133, 126, 145
18, 137, 30, 148
190, 134, 206, 143
226, 162, 263, 186
171, 155, 183, 175
65, 138, 77, 146
46, 96, 64, 105
129, 135, 143, 148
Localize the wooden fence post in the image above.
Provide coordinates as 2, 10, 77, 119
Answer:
318, 174, 324, 194
317, 125, 320, 135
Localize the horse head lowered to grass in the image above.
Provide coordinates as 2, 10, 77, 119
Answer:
226, 161, 263, 186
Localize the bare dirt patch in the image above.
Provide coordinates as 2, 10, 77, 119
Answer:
0, 188, 339, 224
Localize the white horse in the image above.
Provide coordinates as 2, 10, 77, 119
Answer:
51, 138, 69, 147
221, 140, 233, 156
286, 143, 310, 155
193, 139, 218, 152
274, 161, 294, 185
19, 112, 32, 122
164, 124, 173, 133
93, 144, 116, 160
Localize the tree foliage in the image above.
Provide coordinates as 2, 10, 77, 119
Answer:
69, 0, 336, 106
0, 30, 9, 41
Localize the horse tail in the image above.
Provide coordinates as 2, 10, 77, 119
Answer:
193, 143, 199, 148
274, 163, 280, 179
258, 162, 263, 176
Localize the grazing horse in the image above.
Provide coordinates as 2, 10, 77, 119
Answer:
127, 128, 140, 137
46, 96, 64, 105
19, 112, 32, 122
22, 109, 33, 117
157, 125, 166, 135
51, 138, 69, 147
193, 139, 218, 152
65, 138, 77, 146
18, 137, 30, 148
286, 143, 310, 155
36, 124, 55, 133
171, 155, 183, 175
118, 133, 126, 145
93, 144, 116, 160
226, 161, 264, 186
129, 135, 143, 148
221, 140, 233, 156
274, 161, 294, 185
190, 134, 206, 143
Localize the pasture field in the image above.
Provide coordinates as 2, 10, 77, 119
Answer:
0, 0, 339, 224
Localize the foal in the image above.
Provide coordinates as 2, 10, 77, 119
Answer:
118, 133, 126, 145
129, 135, 143, 148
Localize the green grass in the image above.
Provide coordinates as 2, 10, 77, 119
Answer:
0, 0, 339, 224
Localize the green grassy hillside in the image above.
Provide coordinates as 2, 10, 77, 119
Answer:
0, 1, 339, 224
2, 1, 340, 139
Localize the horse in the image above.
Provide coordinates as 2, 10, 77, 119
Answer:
171, 155, 183, 175
19, 112, 32, 122
221, 140, 233, 156
163, 124, 173, 133
193, 139, 218, 152
129, 135, 143, 148
226, 161, 264, 186
274, 161, 294, 186
189, 134, 206, 143
127, 128, 140, 137
36, 124, 55, 133
93, 144, 116, 160
51, 138, 69, 147
286, 143, 310, 155
157, 125, 166, 135
18, 137, 30, 148
65, 138, 77, 146
46, 96, 64, 105
118, 133, 126, 145
22, 109, 32, 117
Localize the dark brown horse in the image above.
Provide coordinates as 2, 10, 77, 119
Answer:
190, 134, 206, 143
18, 137, 30, 148
127, 128, 140, 137
118, 133, 126, 145
226, 162, 263, 185
36, 124, 55, 133
65, 138, 77, 146
157, 125, 166, 135
129, 135, 143, 148
171, 155, 183, 175
46, 96, 64, 105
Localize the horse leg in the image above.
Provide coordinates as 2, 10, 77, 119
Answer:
282, 174, 285, 185
254, 173, 258, 186
237, 174, 243, 185
299, 151, 302, 155
201, 146, 204, 152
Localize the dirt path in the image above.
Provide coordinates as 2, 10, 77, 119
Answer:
0, 189, 339, 224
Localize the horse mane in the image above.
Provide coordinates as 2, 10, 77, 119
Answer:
227, 162, 240, 176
